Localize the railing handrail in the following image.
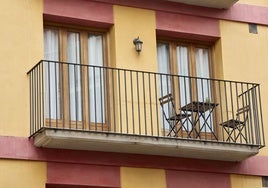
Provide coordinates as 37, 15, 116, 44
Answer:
27, 60, 43, 74
27, 60, 260, 86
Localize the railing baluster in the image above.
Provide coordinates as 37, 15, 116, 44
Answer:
29, 68, 33, 135
47, 61, 51, 128
149, 73, 153, 136
235, 82, 242, 143
218, 80, 224, 142
142, 72, 147, 135
124, 70, 128, 134
105, 68, 110, 132
159, 74, 165, 136
252, 85, 259, 145
100, 67, 104, 131
41, 62, 44, 132
80, 65, 84, 130
247, 83, 254, 145
93, 67, 97, 131
118, 69, 122, 133
112, 69, 116, 133
258, 85, 265, 146
130, 71, 135, 134
154, 73, 160, 137
136, 71, 141, 135
54, 62, 58, 128
87, 66, 90, 130
68, 63, 71, 129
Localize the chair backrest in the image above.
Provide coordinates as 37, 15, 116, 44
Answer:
236, 105, 250, 124
159, 93, 176, 121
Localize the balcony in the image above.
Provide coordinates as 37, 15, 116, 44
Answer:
28, 60, 264, 161
166, 0, 239, 9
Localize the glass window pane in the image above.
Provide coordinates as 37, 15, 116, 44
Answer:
195, 48, 212, 132
157, 43, 171, 130
195, 48, 210, 101
157, 43, 171, 96
88, 35, 105, 123
176, 46, 191, 106
176, 45, 191, 131
44, 29, 59, 61
67, 32, 82, 121
44, 29, 60, 120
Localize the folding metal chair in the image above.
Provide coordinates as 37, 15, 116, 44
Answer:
220, 105, 250, 142
159, 93, 190, 137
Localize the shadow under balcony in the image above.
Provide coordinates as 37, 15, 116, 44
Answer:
28, 60, 265, 161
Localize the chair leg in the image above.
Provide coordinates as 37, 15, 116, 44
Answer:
234, 125, 247, 143
223, 126, 236, 142
167, 120, 179, 137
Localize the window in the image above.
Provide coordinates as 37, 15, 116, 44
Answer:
263, 176, 268, 187
249, 23, 258, 34
157, 41, 215, 133
44, 26, 107, 129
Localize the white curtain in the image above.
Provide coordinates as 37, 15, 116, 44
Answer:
88, 35, 105, 123
157, 43, 171, 129
196, 48, 210, 101
195, 48, 212, 132
67, 32, 82, 121
44, 29, 60, 119
176, 46, 191, 107
176, 46, 192, 130
157, 43, 171, 95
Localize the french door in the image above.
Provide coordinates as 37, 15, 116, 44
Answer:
157, 42, 214, 134
44, 27, 106, 129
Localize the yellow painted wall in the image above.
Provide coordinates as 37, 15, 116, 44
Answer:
121, 167, 166, 188
111, 5, 157, 71
110, 6, 159, 135
219, 20, 268, 155
239, 0, 268, 7
231, 174, 262, 188
0, 0, 43, 136
0, 159, 46, 188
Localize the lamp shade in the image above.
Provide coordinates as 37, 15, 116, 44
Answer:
133, 37, 143, 52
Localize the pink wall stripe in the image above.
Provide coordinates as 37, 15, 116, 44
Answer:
44, 0, 113, 28
166, 170, 230, 188
156, 11, 220, 41
43, 0, 268, 39
47, 162, 120, 187
92, 0, 268, 26
1, 136, 268, 176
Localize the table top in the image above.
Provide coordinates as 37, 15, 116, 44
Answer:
180, 101, 218, 113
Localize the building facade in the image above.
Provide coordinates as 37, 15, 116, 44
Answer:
1, 0, 268, 187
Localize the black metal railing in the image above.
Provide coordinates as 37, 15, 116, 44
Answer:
28, 60, 265, 148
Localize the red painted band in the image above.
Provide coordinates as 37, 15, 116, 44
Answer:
91, 0, 268, 26
44, 0, 268, 41
47, 162, 120, 187
44, 0, 113, 28
156, 11, 220, 42
166, 170, 230, 188
1, 136, 268, 176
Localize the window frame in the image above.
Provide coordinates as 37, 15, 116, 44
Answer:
44, 23, 110, 131
157, 39, 218, 138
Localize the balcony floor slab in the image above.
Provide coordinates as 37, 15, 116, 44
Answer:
34, 128, 259, 162
167, 0, 238, 9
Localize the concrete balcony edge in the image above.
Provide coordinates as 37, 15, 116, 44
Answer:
34, 128, 259, 162
166, 0, 239, 9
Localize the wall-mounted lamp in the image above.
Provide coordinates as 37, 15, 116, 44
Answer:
133, 37, 143, 53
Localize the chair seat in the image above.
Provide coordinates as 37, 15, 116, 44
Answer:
168, 113, 191, 121
220, 119, 244, 129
